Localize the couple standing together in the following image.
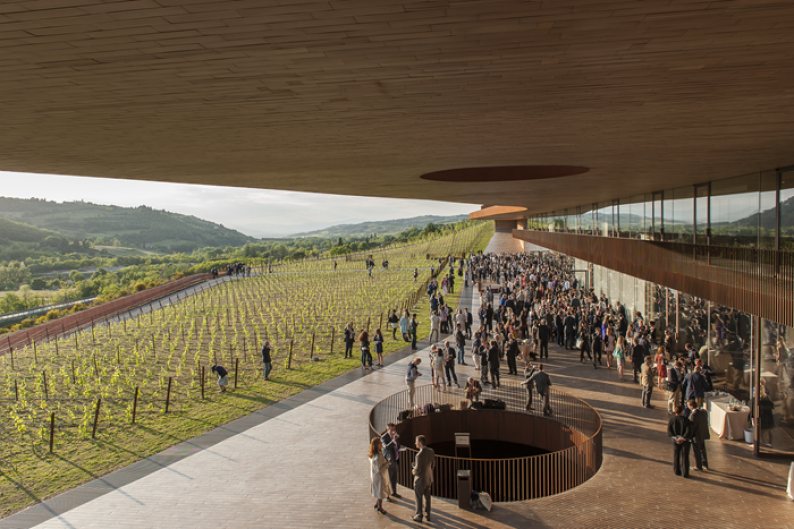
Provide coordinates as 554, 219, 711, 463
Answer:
370, 426, 436, 522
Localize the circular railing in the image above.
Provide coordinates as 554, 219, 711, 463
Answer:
369, 382, 602, 502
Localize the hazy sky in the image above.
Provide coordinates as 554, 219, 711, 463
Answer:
0, 171, 477, 238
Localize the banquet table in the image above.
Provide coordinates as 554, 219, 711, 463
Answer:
707, 395, 750, 440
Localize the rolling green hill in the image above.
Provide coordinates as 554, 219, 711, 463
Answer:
0, 217, 65, 245
291, 214, 468, 239
0, 197, 257, 252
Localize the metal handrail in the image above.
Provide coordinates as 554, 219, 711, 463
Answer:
369, 382, 602, 502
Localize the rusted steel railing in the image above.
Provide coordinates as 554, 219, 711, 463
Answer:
369, 383, 602, 502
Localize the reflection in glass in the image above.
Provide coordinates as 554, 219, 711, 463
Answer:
760, 319, 794, 453
653, 192, 663, 240
665, 186, 694, 242
710, 173, 760, 247
695, 185, 709, 246
759, 171, 777, 249
781, 171, 794, 250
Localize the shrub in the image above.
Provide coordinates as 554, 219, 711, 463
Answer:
133, 282, 147, 292
44, 310, 60, 321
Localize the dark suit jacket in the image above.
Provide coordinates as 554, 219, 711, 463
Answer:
412, 447, 435, 491
667, 415, 691, 441
689, 408, 710, 441
381, 431, 401, 465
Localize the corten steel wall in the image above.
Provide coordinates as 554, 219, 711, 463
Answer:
513, 230, 794, 327
0, 273, 212, 355
369, 383, 602, 502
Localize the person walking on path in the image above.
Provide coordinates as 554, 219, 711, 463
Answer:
641, 356, 654, 408
343, 322, 356, 359
380, 423, 402, 501
405, 358, 422, 408
261, 340, 272, 381
687, 399, 709, 471
412, 435, 436, 523
668, 403, 692, 478
369, 437, 391, 515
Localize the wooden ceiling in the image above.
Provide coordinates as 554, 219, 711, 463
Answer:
1, 0, 793, 215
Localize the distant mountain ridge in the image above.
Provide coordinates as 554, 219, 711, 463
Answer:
0, 197, 258, 252
291, 214, 468, 239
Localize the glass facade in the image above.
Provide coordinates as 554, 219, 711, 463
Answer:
526, 166, 794, 456
528, 168, 792, 250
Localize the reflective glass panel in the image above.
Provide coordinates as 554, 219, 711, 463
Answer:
710, 173, 760, 247
759, 170, 777, 249
695, 185, 709, 245
781, 171, 794, 249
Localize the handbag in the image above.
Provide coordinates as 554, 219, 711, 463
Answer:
575, 338, 584, 349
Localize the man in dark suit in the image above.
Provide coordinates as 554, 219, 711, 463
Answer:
683, 366, 708, 409
667, 404, 692, 477
538, 321, 550, 359
487, 340, 501, 388
412, 435, 436, 522
533, 365, 552, 417
687, 399, 710, 471
381, 423, 402, 501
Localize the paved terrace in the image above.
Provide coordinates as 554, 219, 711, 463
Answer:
2, 283, 793, 529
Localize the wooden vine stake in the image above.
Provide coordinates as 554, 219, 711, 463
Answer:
330, 328, 335, 355
165, 377, 172, 413
287, 340, 294, 369
49, 412, 55, 453
234, 358, 239, 389
201, 366, 205, 399
33, 341, 38, 363
92, 398, 102, 439
14, 379, 18, 401
42, 371, 49, 401
310, 332, 315, 358
71, 360, 76, 384
132, 386, 139, 424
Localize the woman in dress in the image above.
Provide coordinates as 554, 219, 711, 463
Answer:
368, 437, 391, 514
373, 328, 385, 367
613, 336, 627, 381
655, 346, 668, 390
604, 327, 616, 369
432, 345, 446, 392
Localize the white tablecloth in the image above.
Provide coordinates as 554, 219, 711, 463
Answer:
707, 395, 750, 441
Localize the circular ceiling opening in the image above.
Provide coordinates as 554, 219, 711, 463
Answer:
420, 165, 589, 183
